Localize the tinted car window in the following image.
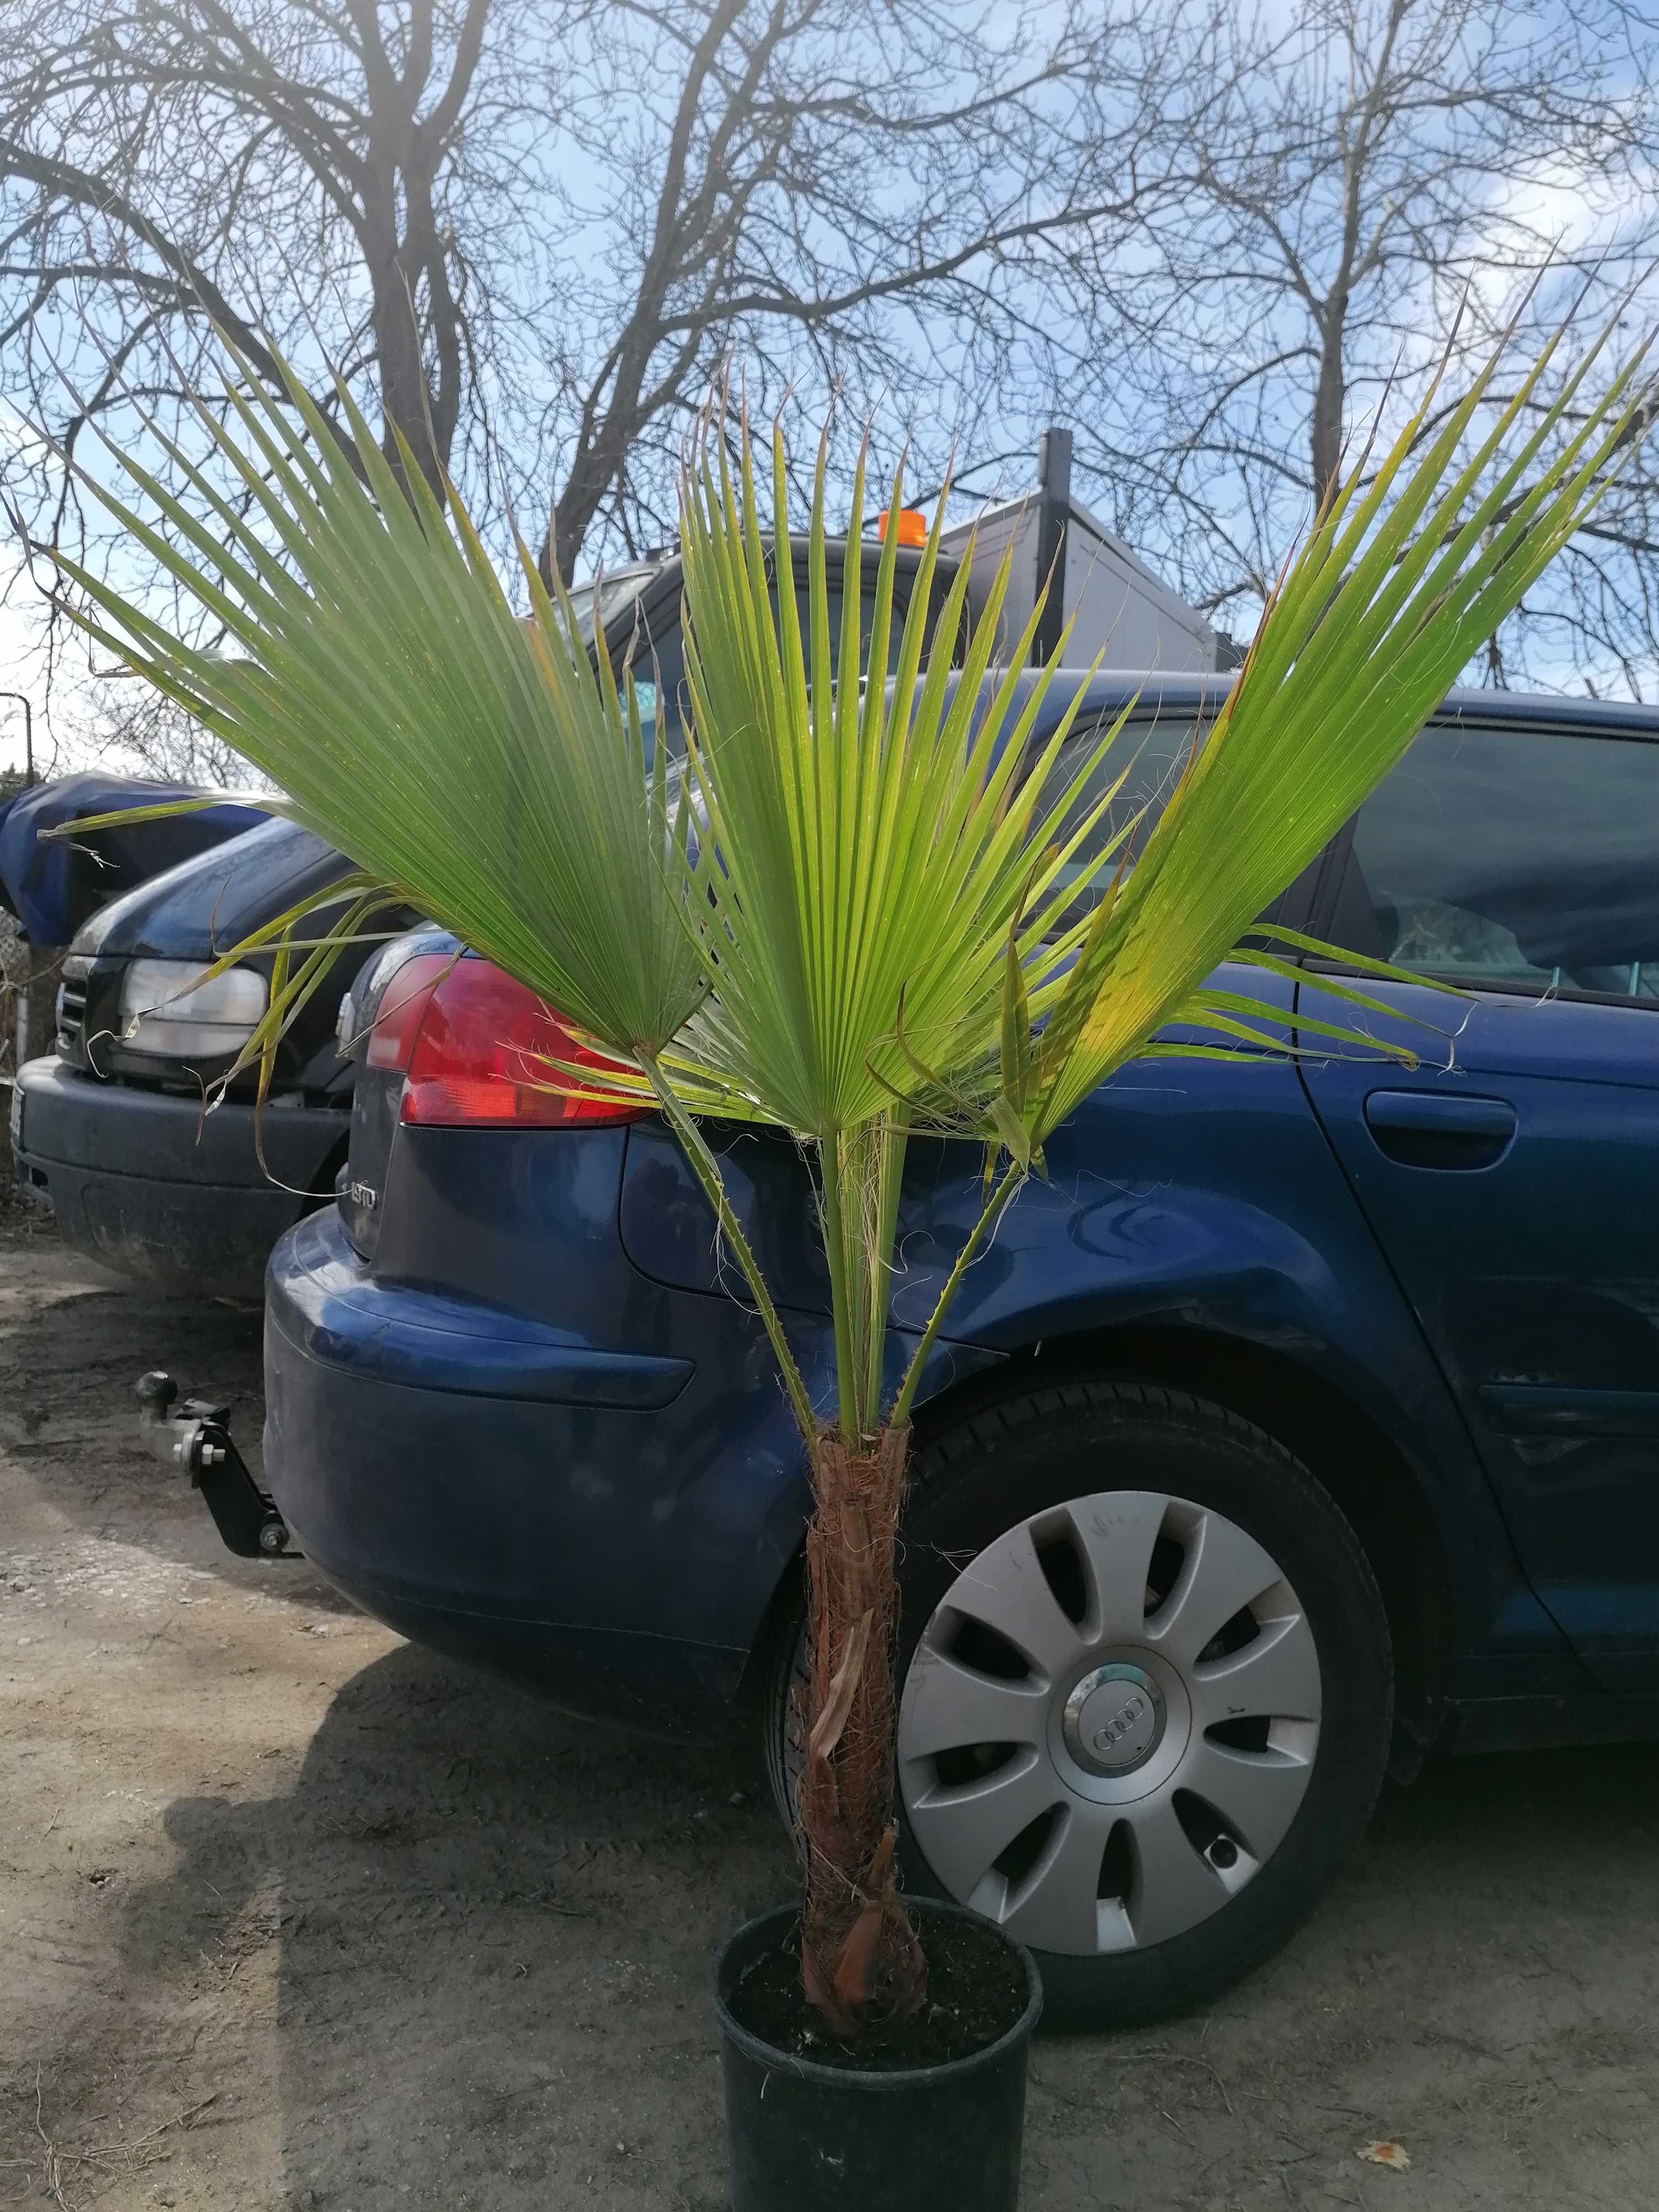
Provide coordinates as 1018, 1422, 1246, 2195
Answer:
1323, 722, 1659, 999
1037, 707, 1205, 929
620, 609, 688, 759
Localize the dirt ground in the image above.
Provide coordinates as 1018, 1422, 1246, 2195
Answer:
3, 1205, 1658, 2212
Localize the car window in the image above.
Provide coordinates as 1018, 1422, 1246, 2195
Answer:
617, 607, 688, 760
562, 567, 658, 646
616, 578, 940, 760
1035, 707, 1206, 931
1328, 721, 1659, 1000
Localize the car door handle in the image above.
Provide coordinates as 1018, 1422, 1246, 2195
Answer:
1363, 1090, 1517, 1168
1364, 1092, 1517, 1137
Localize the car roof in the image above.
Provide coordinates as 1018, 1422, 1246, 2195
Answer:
1030, 667, 1659, 740
593, 534, 949, 596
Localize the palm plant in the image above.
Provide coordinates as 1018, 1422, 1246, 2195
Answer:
56, 310, 1650, 2045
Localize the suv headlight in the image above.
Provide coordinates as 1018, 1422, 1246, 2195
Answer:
118, 958, 268, 1059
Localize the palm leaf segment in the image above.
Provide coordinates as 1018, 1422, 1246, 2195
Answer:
1020, 312, 1655, 1150
54, 350, 706, 1065
666, 424, 1122, 1138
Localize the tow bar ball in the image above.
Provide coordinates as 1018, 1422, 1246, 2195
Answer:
134, 1369, 296, 1561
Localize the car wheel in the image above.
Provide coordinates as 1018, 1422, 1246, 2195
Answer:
764, 1380, 1393, 2028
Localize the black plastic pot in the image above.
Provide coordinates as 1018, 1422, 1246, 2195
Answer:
711, 1899, 1042, 2212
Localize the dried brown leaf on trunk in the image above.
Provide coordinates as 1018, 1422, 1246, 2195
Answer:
807, 1606, 873, 1771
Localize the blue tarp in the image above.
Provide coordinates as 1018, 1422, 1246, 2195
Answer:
0, 775, 267, 947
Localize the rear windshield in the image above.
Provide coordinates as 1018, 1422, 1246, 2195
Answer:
615, 572, 954, 760
562, 567, 659, 647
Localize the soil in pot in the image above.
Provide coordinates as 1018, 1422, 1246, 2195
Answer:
728, 1906, 1029, 2069
713, 1901, 1041, 2212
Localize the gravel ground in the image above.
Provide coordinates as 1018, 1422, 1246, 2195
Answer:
3, 1207, 1658, 2211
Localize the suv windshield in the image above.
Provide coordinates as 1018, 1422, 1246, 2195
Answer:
562, 566, 660, 646
612, 566, 957, 762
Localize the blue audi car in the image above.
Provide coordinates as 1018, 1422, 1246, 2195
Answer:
232, 672, 1657, 2026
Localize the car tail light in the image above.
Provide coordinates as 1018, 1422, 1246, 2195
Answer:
394, 957, 644, 1129
363, 953, 458, 1071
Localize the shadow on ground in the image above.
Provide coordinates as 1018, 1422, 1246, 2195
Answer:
117, 1641, 788, 2209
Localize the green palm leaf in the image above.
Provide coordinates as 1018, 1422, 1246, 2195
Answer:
56, 345, 706, 1060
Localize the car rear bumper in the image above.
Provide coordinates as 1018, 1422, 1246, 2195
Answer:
262, 1203, 808, 1739
11, 1054, 347, 1297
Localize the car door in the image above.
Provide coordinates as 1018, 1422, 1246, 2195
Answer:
1296, 707, 1659, 1691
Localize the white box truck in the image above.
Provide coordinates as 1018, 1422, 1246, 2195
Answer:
940, 430, 1237, 674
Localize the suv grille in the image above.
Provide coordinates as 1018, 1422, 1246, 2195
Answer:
55, 978, 86, 1050
54, 955, 93, 1056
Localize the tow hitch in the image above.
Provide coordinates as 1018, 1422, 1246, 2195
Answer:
135, 1370, 295, 1558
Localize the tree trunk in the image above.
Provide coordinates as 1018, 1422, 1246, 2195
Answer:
1311, 307, 1347, 514
797, 1421, 927, 2043
368, 245, 445, 497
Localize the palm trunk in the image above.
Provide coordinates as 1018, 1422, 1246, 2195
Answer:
645, 1086, 1028, 2044
797, 1419, 927, 2041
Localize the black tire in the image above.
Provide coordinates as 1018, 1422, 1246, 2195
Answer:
763, 1379, 1394, 2030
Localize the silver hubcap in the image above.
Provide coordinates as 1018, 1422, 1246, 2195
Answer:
898, 1490, 1322, 1957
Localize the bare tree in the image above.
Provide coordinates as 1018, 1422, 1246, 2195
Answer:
1058, 0, 1659, 690
70, 683, 272, 787
0, 0, 529, 499
0, 0, 565, 771
526, 0, 1172, 580
0, 0, 1178, 777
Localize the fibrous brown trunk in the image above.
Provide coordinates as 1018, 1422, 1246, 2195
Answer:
797, 1421, 927, 2043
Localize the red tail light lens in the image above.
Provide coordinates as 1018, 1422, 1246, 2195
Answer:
364, 953, 457, 1071
393, 957, 644, 1129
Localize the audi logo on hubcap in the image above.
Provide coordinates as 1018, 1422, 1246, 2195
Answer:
1063, 1662, 1166, 1776
1093, 1692, 1149, 1752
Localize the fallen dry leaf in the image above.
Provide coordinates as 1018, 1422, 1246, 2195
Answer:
1357, 2141, 1412, 2172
